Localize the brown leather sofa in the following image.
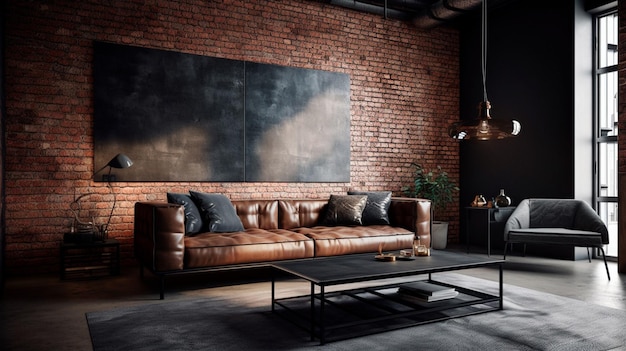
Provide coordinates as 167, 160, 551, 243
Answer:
134, 197, 431, 299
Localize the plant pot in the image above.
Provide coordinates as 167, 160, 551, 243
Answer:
432, 221, 448, 250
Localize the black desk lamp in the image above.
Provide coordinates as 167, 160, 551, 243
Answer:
95, 153, 134, 181
69, 154, 133, 242
95, 153, 133, 239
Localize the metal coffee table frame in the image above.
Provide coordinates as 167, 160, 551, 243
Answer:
271, 251, 504, 344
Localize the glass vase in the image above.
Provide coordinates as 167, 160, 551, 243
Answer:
495, 189, 511, 207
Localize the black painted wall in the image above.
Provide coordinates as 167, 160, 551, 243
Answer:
459, 1, 577, 207
458, 0, 587, 257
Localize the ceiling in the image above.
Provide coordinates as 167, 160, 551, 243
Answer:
310, 0, 511, 29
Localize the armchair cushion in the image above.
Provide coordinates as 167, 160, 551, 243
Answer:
505, 228, 604, 247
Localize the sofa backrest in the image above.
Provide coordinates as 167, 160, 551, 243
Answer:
226, 197, 431, 245
232, 200, 279, 230
278, 199, 328, 230
528, 198, 579, 228
230, 197, 431, 235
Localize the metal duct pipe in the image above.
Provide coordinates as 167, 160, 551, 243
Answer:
328, 0, 420, 20
412, 0, 482, 28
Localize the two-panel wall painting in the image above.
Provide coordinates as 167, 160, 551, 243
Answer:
93, 41, 351, 182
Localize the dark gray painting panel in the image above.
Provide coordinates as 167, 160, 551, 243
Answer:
244, 63, 351, 182
93, 42, 245, 181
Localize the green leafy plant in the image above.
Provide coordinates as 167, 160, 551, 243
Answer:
402, 163, 459, 216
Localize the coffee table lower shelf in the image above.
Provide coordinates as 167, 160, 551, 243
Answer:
272, 277, 502, 344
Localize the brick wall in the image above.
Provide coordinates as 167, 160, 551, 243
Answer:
4, 0, 460, 274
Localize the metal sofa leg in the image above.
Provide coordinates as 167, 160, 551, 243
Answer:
160, 276, 166, 300
586, 247, 591, 263
599, 247, 611, 280
503, 242, 510, 259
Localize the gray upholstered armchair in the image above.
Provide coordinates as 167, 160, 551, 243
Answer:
504, 198, 610, 279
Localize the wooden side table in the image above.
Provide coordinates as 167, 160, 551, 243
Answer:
464, 207, 516, 256
60, 238, 120, 280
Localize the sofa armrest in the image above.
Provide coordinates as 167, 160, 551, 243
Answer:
504, 199, 531, 240
574, 201, 610, 244
134, 201, 186, 272
389, 197, 431, 247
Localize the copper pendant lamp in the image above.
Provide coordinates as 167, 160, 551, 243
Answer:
448, 0, 521, 140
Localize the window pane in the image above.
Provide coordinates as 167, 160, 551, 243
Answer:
598, 142, 617, 197
595, 9, 618, 259
598, 12, 618, 69
598, 71, 618, 137
598, 202, 618, 257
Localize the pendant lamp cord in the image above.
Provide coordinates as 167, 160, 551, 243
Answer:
481, 0, 488, 102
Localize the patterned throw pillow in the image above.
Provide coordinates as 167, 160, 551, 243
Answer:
348, 191, 392, 225
321, 194, 368, 226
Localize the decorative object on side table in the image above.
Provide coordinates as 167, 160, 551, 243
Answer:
402, 163, 459, 250
66, 153, 133, 243
471, 194, 487, 207
495, 188, 511, 207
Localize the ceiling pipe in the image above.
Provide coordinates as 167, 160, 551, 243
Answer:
328, 0, 417, 21
322, 0, 484, 27
412, 0, 482, 29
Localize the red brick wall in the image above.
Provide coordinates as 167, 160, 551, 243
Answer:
4, 0, 460, 274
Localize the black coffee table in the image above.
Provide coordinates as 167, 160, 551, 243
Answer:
271, 250, 504, 344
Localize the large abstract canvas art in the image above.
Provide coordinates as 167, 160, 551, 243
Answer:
93, 42, 350, 182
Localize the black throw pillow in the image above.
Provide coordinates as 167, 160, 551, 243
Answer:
167, 192, 204, 235
189, 191, 244, 233
321, 194, 368, 226
348, 191, 392, 225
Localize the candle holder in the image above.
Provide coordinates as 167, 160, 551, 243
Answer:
414, 237, 430, 256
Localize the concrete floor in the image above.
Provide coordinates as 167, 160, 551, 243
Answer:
1, 246, 625, 351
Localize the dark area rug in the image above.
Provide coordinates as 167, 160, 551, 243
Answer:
87, 273, 626, 350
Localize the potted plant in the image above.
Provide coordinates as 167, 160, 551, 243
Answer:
402, 163, 459, 249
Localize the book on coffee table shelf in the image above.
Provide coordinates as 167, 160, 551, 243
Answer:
397, 281, 458, 302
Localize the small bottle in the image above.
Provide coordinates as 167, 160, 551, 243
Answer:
495, 189, 511, 207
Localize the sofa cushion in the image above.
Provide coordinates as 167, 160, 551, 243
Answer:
189, 191, 245, 233
507, 228, 604, 247
321, 194, 368, 226
167, 192, 204, 235
294, 225, 414, 256
183, 228, 314, 268
348, 191, 392, 225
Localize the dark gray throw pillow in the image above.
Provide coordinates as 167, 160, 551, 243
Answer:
321, 194, 368, 226
167, 192, 204, 235
348, 191, 392, 225
189, 191, 244, 233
